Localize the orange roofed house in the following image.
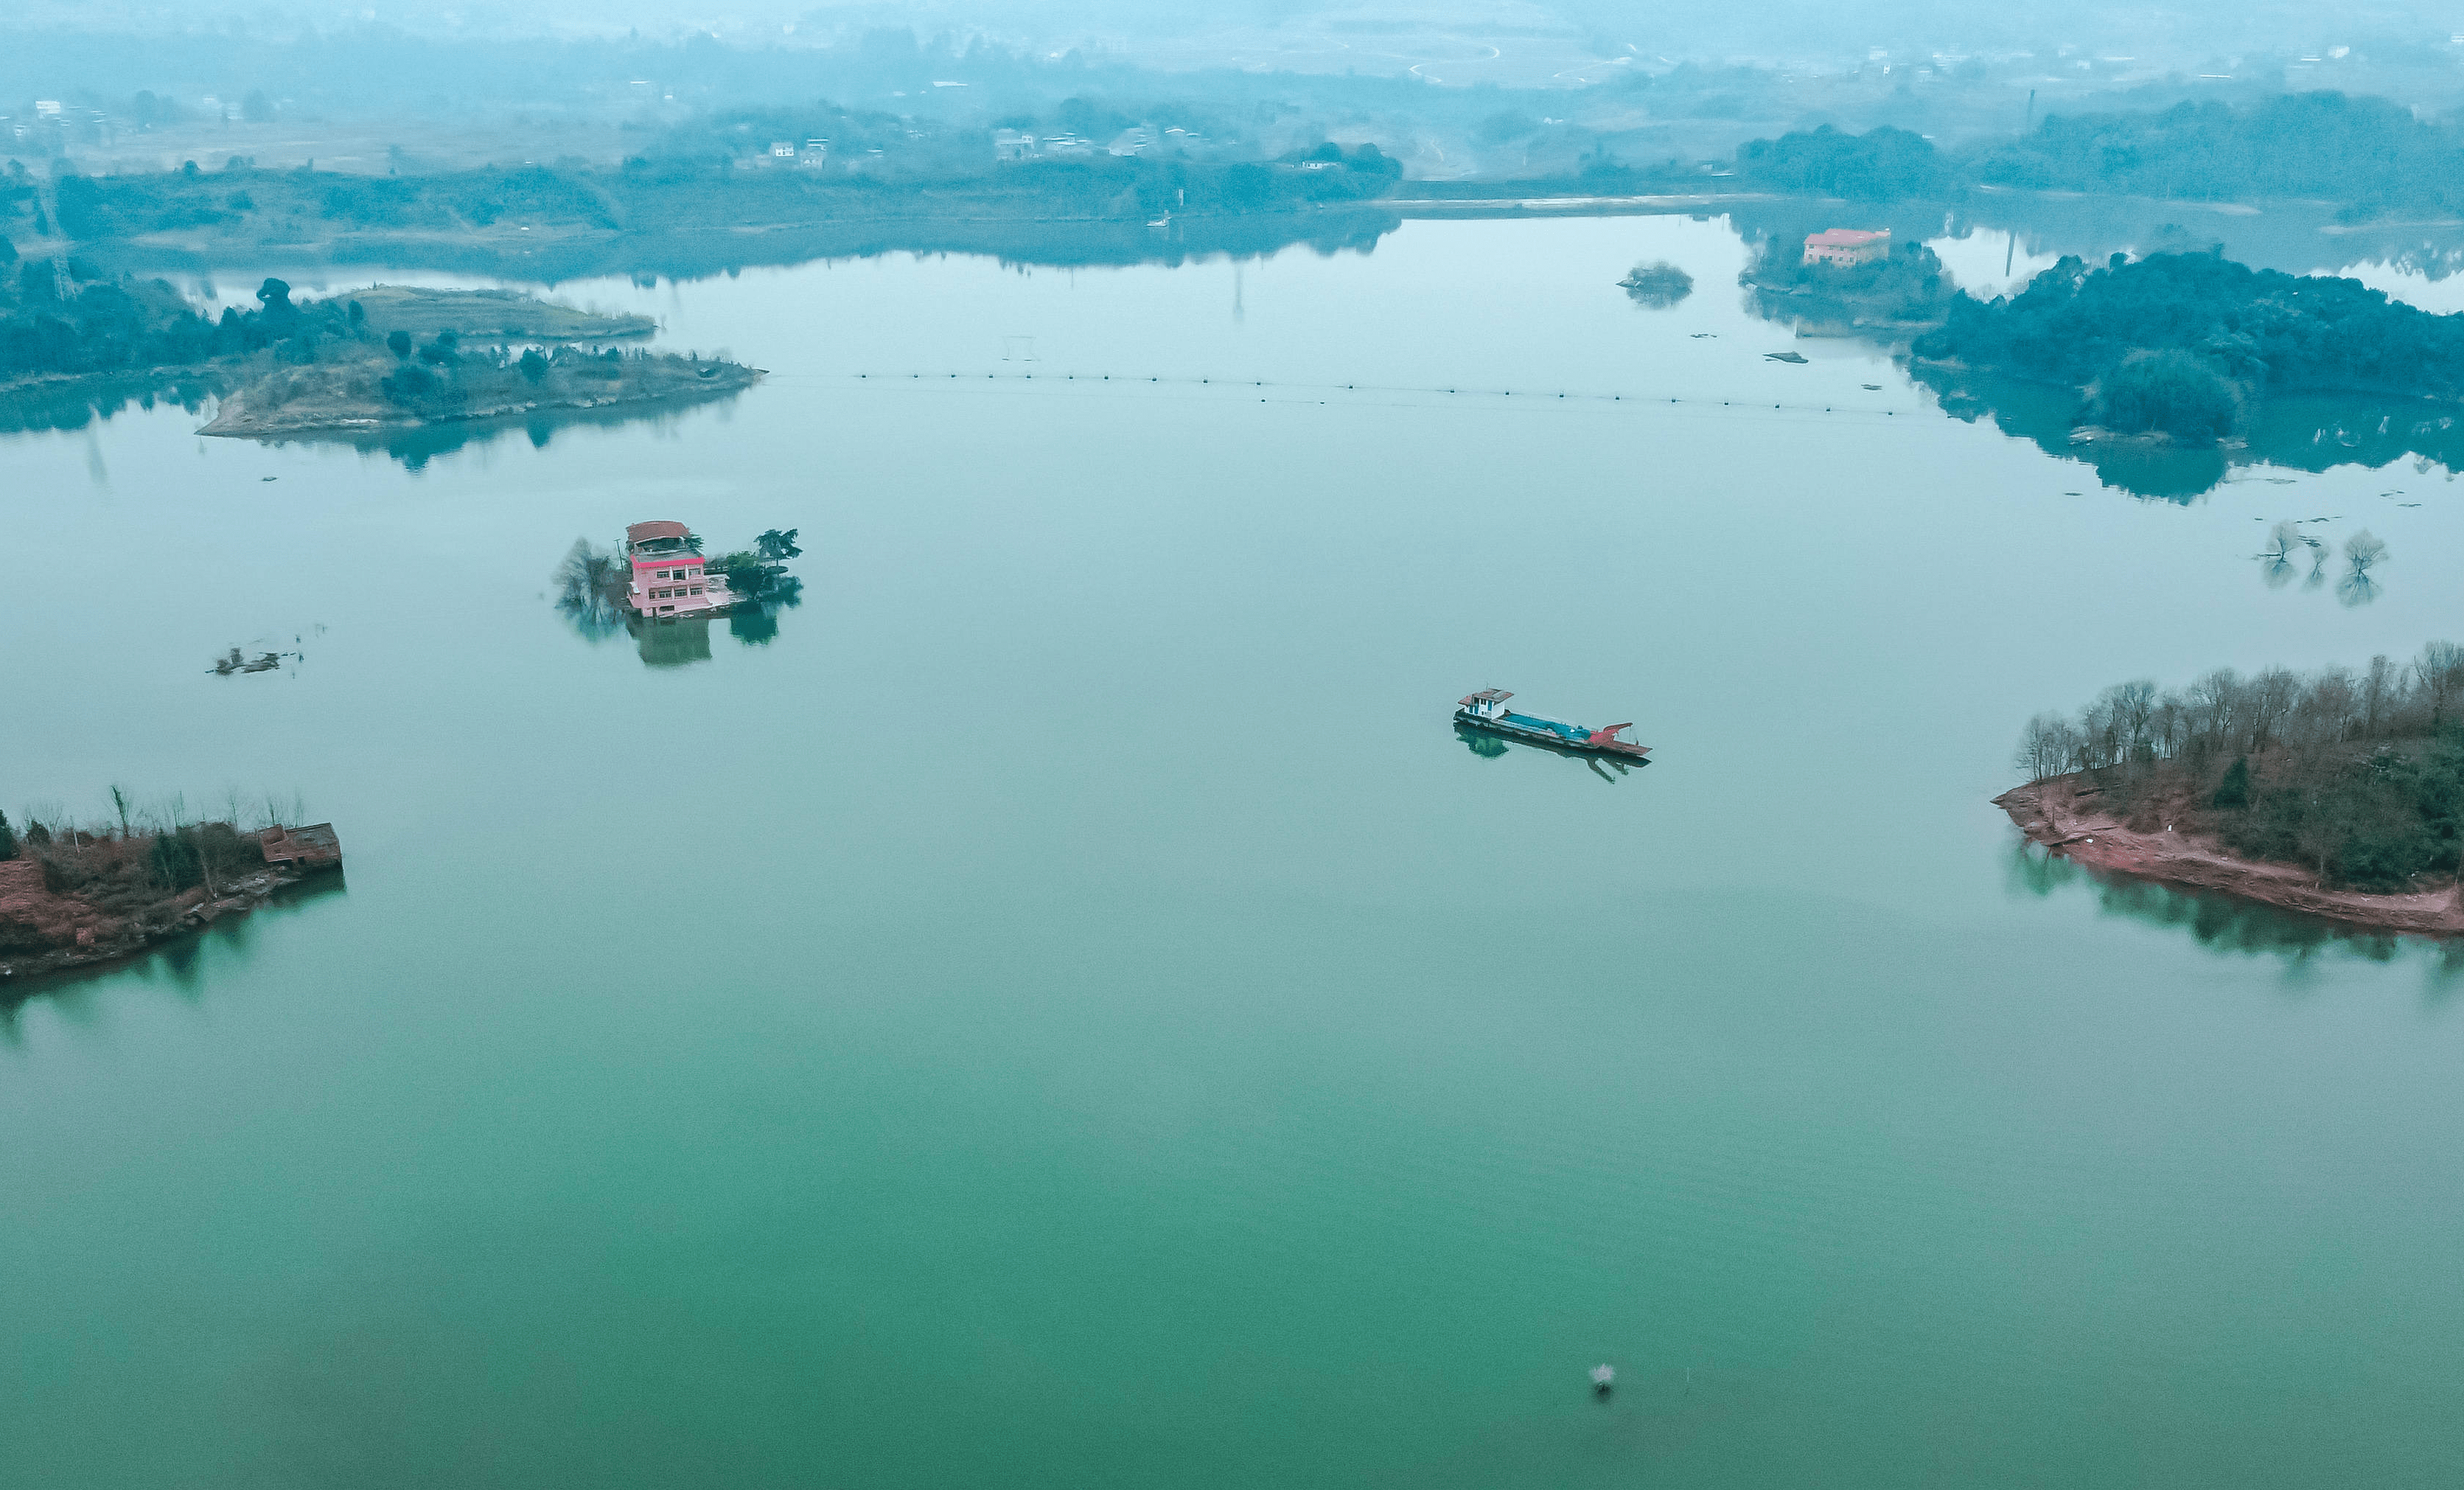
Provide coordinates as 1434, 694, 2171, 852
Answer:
1802, 228, 1890, 266
624, 520, 734, 618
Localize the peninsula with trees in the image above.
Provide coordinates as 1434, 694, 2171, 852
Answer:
1, 264, 755, 438
1998, 644, 2464, 934
0, 800, 342, 988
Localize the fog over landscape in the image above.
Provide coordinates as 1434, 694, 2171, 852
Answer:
13, 2, 2464, 1487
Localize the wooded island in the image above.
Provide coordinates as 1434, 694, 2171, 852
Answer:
2000, 644, 2464, 933
1, 268, 753, 436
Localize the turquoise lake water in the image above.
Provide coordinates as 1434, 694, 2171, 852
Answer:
6, 215, 2464, 1486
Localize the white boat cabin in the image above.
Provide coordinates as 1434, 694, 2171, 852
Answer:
1459, 689, 1512, 720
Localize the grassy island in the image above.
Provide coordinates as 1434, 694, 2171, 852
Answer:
1999, 644, 2464, 934
1, 268, 753, 438
0, 801, 341, 988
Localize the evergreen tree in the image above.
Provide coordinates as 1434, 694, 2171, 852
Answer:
2213, 756, 2252, 810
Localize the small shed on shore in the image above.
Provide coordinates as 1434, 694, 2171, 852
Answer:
259, 823, 343, 868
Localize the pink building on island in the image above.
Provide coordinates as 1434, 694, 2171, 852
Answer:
1802, 228, 1890, 266
625, 519, 733, 618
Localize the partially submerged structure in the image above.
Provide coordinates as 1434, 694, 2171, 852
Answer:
259, 823, 343, 868
1802, 228, 1890, 266
624, 520, 734, 619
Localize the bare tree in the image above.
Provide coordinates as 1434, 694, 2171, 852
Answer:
2419, 641, 2464, 731
2248, 667, 2302, 753
2013, 713, 2080, 781
2360, 654, 2397, 739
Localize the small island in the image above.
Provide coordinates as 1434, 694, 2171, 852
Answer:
0, 805, 342, 986
1997, 644, 2464, 935
2, 268, 757, 438
1913, 252, 2464, 445
1742, 230, 1954, 339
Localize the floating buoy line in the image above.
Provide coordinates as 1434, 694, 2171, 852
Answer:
777, 369, 1919, 421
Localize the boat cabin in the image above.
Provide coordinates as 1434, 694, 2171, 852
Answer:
1459, 689, 1512, 721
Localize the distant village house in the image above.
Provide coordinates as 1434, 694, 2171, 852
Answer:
1803, 228, 1891, 266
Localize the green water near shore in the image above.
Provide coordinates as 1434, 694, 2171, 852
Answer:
7, 216, 2464, 1488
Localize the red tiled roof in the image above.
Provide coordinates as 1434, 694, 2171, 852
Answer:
1804, 229, 1888, 248
627, 521, 691, 543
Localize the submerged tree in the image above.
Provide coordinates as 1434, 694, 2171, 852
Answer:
1618, 261, 1694, 308
553, 538, 627, 641
2339, 529, 2389, 607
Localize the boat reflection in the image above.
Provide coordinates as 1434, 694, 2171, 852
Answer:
1454, 722, 1650, 784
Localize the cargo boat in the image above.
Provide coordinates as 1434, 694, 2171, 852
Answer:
1455, 690, 1651, 759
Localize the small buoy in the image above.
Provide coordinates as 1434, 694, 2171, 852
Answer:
1591, 1364, 1615, 1397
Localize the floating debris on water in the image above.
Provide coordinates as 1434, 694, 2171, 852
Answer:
209, 646, 297, 675
1764, 350, 1809, 363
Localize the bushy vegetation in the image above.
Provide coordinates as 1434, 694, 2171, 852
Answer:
1913, 252, 2464, 442
18, 816, 265, 899
1735, 125, 1946, 199
1968, 93, 2464, 215
1618, 261, 1693, 308
1744, 236, 1955, 333
24, 147, 1402, 262
2014, 643, 2464, 891
1728, 94, 2464, 218
0, 265, 327, 383
2089, 348, 2241, 440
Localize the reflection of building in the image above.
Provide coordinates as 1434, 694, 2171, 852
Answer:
632, 616, 713, 668
1803, 228, 1890, 266
624, 519, 733, 618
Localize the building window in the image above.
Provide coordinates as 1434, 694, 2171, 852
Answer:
691, 585, 702, 594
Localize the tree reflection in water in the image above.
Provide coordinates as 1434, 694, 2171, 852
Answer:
554, 539, 629, 642
558, 541, 803, 665
2004, 838, 2464, 976
1916, 361, 2464, 506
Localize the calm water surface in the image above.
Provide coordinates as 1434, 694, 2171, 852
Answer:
7, 217, 2464, 1488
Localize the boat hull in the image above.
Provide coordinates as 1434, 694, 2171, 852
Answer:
1454, 711, 1651, 759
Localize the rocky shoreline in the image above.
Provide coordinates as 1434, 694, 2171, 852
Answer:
0, 829, 343, 989
1994, 776, 2464, 936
